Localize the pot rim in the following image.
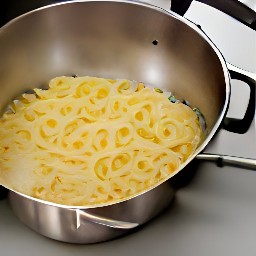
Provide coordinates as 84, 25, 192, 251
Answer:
1, 0, 231, 209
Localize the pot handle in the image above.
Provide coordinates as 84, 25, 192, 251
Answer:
196, 153, 256, 170
75, 209, 139, 229
222, 63, 256, 134
170, 0, 256, 31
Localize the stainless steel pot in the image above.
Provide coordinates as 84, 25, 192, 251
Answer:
0, 0, 255, 244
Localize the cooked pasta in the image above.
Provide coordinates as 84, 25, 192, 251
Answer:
0, 76, 203, 206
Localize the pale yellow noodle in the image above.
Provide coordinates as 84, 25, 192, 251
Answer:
0, 76, 203, 206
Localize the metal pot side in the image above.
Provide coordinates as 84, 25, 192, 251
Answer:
9, 180, 175, 243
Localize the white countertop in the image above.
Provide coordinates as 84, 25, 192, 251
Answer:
0, 1, 256, 256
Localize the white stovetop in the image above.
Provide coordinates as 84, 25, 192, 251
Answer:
0, 2, 256, 256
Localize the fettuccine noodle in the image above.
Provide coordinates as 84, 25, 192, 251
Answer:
0, 76, 202, 206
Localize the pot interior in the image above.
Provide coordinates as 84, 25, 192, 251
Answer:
0, 1, 229, 133
0, 0, 231, 211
